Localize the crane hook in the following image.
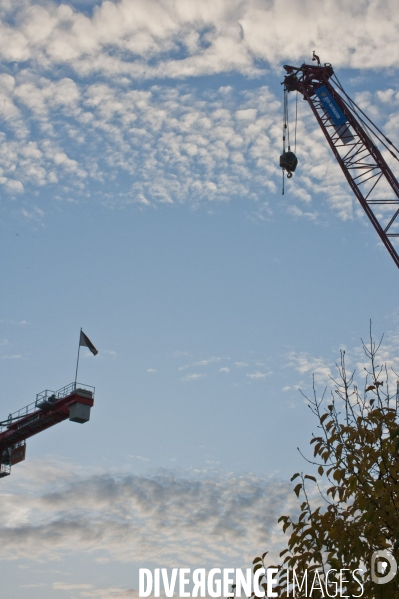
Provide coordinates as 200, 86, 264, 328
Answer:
279, 151, 298, 178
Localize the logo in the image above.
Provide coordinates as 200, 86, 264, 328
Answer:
139, 567, 365, 597
371, 550, 397, 585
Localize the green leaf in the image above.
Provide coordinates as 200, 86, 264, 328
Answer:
253, 563, 263, 574
291, 472, 301, 482
261, 552, 268, 559
252, 557, 262, 564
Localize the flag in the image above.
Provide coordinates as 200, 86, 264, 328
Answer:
80, 330, 98, 356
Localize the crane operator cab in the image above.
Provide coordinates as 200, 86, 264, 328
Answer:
280, 150, 298, 178
0, 443, 26, 478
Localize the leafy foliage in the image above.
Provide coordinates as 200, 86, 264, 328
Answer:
253, 332, 399, 598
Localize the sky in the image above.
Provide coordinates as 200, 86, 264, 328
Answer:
2, 0, 399, 597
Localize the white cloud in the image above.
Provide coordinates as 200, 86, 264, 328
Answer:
53, 583, 94, 591
1, 0, 399, 80
128, 455, 150, 462
286, 351, 332, 386
220, 367, 230, 373
19, 206, 44, 221
0, 0, 397, 232
179, 356, 222, 371
0, 319, 32, 326
246, 371, 272, 380
78, 589, 138, 598
0, 462, 295, 569
0, 78, 284, 207
181, 373, 206, 381
286, 205, 317, 221
353, 329, 399, 379
192, 357, 222, 367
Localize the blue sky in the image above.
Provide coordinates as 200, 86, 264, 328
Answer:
2, 1, 399, 598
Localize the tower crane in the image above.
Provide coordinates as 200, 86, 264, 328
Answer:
280, 55, 399, 268
0, 382, 94, 479
0, 330, 97, 479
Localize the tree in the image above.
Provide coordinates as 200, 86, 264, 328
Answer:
252, 331, 399, 598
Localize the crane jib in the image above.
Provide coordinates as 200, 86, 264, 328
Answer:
282, 58, 399, 268
314, 85, 347, 127
0, 383, 95, 479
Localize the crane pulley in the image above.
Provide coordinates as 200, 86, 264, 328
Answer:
280, 78, 298, 188
281, 55, 399, 268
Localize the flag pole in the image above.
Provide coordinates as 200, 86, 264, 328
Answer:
74, 328, 82, 388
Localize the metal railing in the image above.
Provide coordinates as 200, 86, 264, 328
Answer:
36, 382, 94, 406
0, 401, 37, 433
0, 382, 95, 433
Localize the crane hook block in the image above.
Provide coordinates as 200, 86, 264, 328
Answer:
279, 151, 298, 177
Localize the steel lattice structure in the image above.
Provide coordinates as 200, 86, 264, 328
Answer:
283, 61, 399, 268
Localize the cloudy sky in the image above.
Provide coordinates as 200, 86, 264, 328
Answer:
2, 0, 399, 597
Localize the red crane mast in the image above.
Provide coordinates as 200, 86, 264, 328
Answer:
281, 58, 399, 268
